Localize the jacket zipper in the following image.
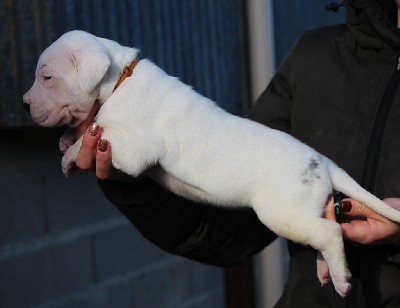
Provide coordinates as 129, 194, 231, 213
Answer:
361, 56, 400, 192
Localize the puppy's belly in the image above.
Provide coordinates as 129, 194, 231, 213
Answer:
148, 168, 217, 203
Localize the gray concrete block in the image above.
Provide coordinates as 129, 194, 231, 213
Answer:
46, 172, 121, 232
0, 175, 46, 247
177, 260, 225, 299
130, 259, 225, 307
182, 291, 225, 308
0, 237, 92, 307
93, 224, 171, 282
40, 279, 136, 308
41, 259, 225, 308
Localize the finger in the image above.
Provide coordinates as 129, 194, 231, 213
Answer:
341, 198, 390, 223
74, 100, 101, 138
96, 139, 112, 179
324, 194, 336, 221
76, 123, 102, 170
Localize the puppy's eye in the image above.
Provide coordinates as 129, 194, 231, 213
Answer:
43, 76, 52, 81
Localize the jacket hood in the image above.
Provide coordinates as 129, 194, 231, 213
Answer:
346, 0, 400, 51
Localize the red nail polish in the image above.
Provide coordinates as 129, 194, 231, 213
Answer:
88, 123, 100, 136
98, 139, 108, 152
341, 201, 352, 213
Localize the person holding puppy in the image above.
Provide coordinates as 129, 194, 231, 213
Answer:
75, 0, 400, 307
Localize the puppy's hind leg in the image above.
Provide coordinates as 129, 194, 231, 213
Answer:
312, 219, 352, 297
316, 251, 330, 286
253, 202, 351, 297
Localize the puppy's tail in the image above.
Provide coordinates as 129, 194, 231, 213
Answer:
328, 160, 400, 222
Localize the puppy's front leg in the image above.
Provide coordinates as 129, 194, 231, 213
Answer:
59, 128, 76, 153
61, 136, 83, 177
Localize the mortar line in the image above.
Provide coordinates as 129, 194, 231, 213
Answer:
0, 217, 129, 261
36, 258, 181, 307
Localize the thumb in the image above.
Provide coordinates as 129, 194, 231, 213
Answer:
324, 194, 336, 221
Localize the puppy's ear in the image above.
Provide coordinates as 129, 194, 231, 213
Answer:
71, 47, 111, 94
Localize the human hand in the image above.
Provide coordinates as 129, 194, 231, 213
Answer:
75, 123, 113, 180
71, 100, 110, 179
339, 198, 400, 245
70, 101, 132, 180
318, 195, 400, 285
325, 196, 400, 245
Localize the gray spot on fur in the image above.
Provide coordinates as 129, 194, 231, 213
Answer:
302, 157, 322, 184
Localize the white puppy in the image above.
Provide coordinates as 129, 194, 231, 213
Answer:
23, 30, 400, 297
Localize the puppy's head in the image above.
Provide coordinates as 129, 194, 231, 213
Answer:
23, 31, 111, 127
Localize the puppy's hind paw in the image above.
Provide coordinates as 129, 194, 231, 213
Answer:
316, 252, 330, 285
331, 272, 352, 297
331, 268, 352, 297
335, 282, 352, 297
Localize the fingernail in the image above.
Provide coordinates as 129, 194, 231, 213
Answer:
98, 139, 108, 152
88, 123, 100, 136
342, 201, 352, 213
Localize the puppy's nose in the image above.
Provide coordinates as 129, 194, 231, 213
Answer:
23, 102, 31, 114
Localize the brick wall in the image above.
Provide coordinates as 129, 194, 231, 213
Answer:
0, 128, 225, 307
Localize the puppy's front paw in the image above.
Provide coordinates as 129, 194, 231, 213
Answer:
59, 128, 76, 153
61, 154, 77, 177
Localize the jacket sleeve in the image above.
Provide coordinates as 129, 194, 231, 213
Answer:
98, 54, 295, 267
248, 53, 294, 132
99, 177, 276, 267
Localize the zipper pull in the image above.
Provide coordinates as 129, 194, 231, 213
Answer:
397, 55, 400, 71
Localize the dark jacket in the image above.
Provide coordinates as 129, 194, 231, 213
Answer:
100, 0, 400, 306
